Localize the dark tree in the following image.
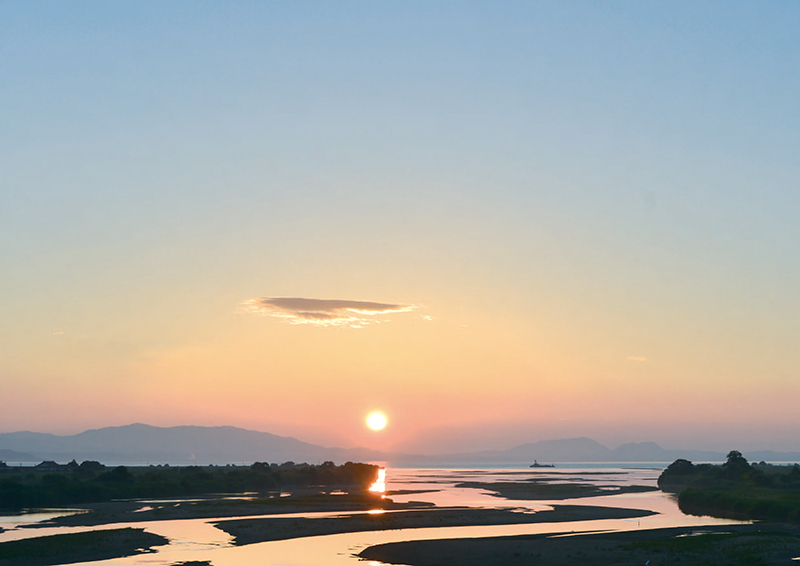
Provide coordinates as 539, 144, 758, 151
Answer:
98, 466, 133, 482
725, 450, 747, 466
664, 459, 695, 475
722, 450, 751, 479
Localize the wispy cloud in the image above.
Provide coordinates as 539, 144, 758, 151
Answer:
627, 356, 647, 362
240, 297, 416, 328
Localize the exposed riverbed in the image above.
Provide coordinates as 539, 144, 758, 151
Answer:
0, 466, 758, 566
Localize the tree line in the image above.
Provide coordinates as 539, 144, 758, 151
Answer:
0, 460, 379, 509
658, 451, 800, 523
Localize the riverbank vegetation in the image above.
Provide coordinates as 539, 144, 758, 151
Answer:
0, 460, 378, 509
658, 451, 800, 523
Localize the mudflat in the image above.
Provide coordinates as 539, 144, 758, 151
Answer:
215, 504, 655, 545
32, 492, 428, 528
0, 527, 168, 566
454, 480, 658, 500
359, 523, 800, 566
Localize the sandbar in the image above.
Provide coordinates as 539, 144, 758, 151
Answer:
32, 492, 428, 528
0, 527, 168, 566
215, 504, 655, 545
455, 480, 658, 500
359, 523, 800, 566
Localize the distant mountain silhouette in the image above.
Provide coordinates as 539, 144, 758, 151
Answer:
0, 423, 389, 465
1, 424, 798, 465
428, 437, 613, 464
507, 437, 614, 462
744, 450, 800, 463
418, 438, 737, 465
0, 448, 35, 462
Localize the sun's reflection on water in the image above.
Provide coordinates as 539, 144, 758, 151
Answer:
0, 467, 754, 565
368, 468, 386, 494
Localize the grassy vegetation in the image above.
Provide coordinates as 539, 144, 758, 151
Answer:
359, 525, 800, 566
0, 527, 168, 566
658, 451, 800, 523
679, 488, 800, 523
0, 460, 378, 509
626, 530, 792, 552
624, 530, 800, 565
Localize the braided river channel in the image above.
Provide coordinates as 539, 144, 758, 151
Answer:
0, 465, 746, 566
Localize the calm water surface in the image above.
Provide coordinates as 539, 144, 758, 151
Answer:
0, 467, 746, 565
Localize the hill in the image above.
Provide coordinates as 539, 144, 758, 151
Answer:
0, 424, 387, 465
2, 424, 799, 466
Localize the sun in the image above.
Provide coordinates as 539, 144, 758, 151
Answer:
366, 411, 388, 431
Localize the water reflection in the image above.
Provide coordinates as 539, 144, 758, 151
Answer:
0, 466, 749, 566
0, 509, 86, 527
368, 468, 386, 494
0, 509, 90, 540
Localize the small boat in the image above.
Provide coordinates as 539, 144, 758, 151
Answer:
530, 460, 555, 468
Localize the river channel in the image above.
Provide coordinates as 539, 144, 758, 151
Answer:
0, 466, 745, 566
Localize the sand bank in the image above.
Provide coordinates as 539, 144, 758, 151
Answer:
0, 527, 168, 566
33, 492, 428, 528
359, 523, 800, 566
215, 504, 655, 545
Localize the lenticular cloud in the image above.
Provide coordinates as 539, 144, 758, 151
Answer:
240, 297, 416, 328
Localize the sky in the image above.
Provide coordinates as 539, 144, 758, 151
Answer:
1, 1, 799, 454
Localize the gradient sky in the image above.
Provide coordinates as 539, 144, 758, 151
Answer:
2, 1, 799, 453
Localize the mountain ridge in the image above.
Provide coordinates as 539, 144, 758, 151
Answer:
1, 424, 799, 466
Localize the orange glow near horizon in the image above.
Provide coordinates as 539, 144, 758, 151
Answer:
5, 2, 800, 463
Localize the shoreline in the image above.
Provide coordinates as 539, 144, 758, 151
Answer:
6, 492, 793, 566
0, 527, 168, 566
3, 499, 658, 566
9, 468, 793, 565
359, 523, 800, 566
214, 504, 656, 545
28, 492, 425, 528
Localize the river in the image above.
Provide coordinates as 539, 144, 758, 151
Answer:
0, 465, 746, 565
